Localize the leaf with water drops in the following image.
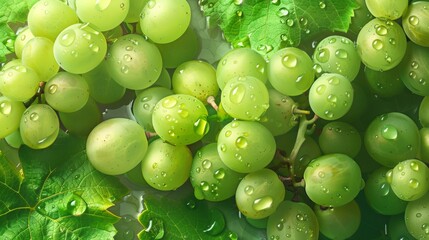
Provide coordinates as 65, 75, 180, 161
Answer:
0, 133, 128, 239
200, 0, 358, 57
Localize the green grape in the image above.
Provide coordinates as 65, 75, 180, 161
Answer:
340, 80, 370, 126
364, 112, 420, 167
356, 18, 407, 71
172, 60, 218, 103
387, 159, 429, 201
21, 37, 59, 81
86, 118, 148, 175
398, 42, 429, 96
363, 65, 405, 98
216, 48, 267, 90
404, 192, 429, 239
190, 143, 245, 202
54, 23, 107, 74
402, 1, 429, 47
156, 27, 201, 69
133, 86, 173, 132
387, 214, 415, 240
259, 88, 298, 136
2, 59, 22, 70
152, 68, 172, 89
14, 27, 35, 59
304, 153, 363, 207
20, 104, 60, 149
141, 138, 192, 191
308, 73, 354, 120
59, 98, 101, 137
152, 94, 209, 145
28, 0, 79, 41
44, 72, 89, 113
267, 200, 319, 240
420, 128, 429, 163
347, 0, 374, 37
313, 36, 361, 81
419, 96, 429, 127
268, 47, 315, 96
318, 121, 362, 158
246, 217, 268, 229
5, 129, 23, 149
314, 200, 360, 239
364, 167, 407, 215
365, 0, 408, 20
125, 162, 149, 186
0, 96, 26, 139
82, 61, 126, 104
140, 0, 191, 44
217, 120, 276, 173
221, 76, 269, 121
75, 0, 129, 31
0, 64, 40, 101
105, 34, 162, 90
124, 0, 148, 23
235, 168, 285, 219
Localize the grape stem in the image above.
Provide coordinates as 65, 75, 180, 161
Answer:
292, 107, 311, 115
145, 132, 157, 139
206, 96, 218, 111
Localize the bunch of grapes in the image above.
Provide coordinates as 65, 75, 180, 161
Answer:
1, 0, 429, 239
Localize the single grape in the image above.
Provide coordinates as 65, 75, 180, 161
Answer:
5, 129, 23, 149
152, 94, 209, 145
387, 214, 415, 240
141, 138, 192, 191
172, 60, 218, 103
21, 37, 59, 81
387, 159, 429, 201
14, 27, 35, 59
133, 86, 173, 132
365, 0, 408, 20
140, 0, 191, 44
59, 98, 102, 137
318, 121, 362, 158
54, 23, 107, 74
105, 34, 163, 90
152, 68, 172, 89
308, 73, 354, 120
1, 59, 22, 70
267, 200, 319, 240
86, 118, 148, 175
313, 35, 361, 81
364, 112, 420, 167
44, 72, 90, 113
216, 48, 267, 90
75, 0, 129, 31
402, 1, 429, 47
356, 18, 407, 71
190, 143, 245, 202
124, 0, 148, 23
20, 104, 60, 149
314, 200, 360, 239
259, 88, 298, 136
420, 128, 429, 164
235, 168, 285, 219
364, 167, 407, 215
28, 0, 79, 41
0, 96, 26, 139
217, 120, 276, 173
304, 153, 363, 207
268, 47, 315, 96
404, 192, 429, 239
364, 65, 405, 98
221, 76, 269, 121
419, 96, 429, 127
0, 64, 40, 101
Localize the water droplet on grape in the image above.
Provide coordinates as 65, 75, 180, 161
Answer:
200, 181, 210, 191
296, 213, 305, 221
95, 0, 112, 11
282, 54, 297, 68
313, 64, 322, 74
229, 84, 246, 104
381, 125, 398, 140
30, 112, 39, 121
244, 185, 254, 195
162, 97, 177, 108
380, 183, 390, 196
253, 196, 273, 211
194, 117, 209, 136
410, 161, 419, 171
409, 16, 419, 26
409, 178, 419, 189
328, 77, 340, 85
214, 169, 225, 180
376, 25, 388, 36
220, 144, 227, 152
316, 84, 326, 94
202, 159, 212, 170
121, 65, 129, 74
60, 31, 76, 47
225, 130, 232, 137
0, 102, 12, 115
147, 0, 156, 9
372, 39, 383, 50
335, 49, 348, 59
316, 48, 330, 63
327, 94, 337, 103
318, 171, 325, 178
48, 84, 58, 94
235, 136, 248, 149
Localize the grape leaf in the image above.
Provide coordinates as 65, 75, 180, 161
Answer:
0, 133, 129, 239
0, 0, 39, 63
200, 0, 358, 57
137, 186, 232, 240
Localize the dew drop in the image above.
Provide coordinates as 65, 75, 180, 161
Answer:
234, 0, 243, 5
200, 181, 210, 191
327, 94, 337, 103
328, 77, 340, 85
48, 84, 58, 94
194, 117, 209, 136
282, 54, 298, 68
229, 84, 246, 104
95, 0, 112, 11
66, 194, 87, 216
324, 111, 334, 119
60, 31, 76, 47
335, 49, 348, 59
225, 130, 232, 137
380, 183, 390, 196
318, 171, 325, 178
409, 178, 420, 189
244, 185, 254, 195
316, 48, 330, 63
202, 159, 212, 170
220, 144, 227, 152
381, 125, 398, 140
319, 1, 326, 9
372, 39, 383, 50
0, 102, 12, 115
162, 97, 177, 108
411, 61, 419, 69
121, 65, 129, 74
147, 0, 156, 9
277, 8, 289, 17
236, 10, 243, 17
235, 136, 248, 149
375, 25, 388, 36
286, 19, 294, 27
410, 161, 419, 172
253, 196, 273, 211
30, 112, 39, 121
409, 16, 419, 26
214, 169, 225, 180
316, 84, 326, 94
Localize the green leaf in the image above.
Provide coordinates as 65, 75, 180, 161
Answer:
0, 133, 129, 239
137, 187, 232, 240
201, 0, 358, 57
0, 0, 39, 63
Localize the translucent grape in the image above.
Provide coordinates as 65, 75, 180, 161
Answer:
363, 66, 405, 98
419, 97, 429, 127
152, 94, 209, 145
75, 0, 129, 31
217, 120, 276, 173
5, 129, 23, 149
22, 37, 59, 81
86, 118, 148, 175
0, 64, 40, 101
59, 98, 102, 137
141, 138, 192, 191
235, 168, 285, 219
404, 192, 429, 239
124, 0, 148, 23
0, 96, 26, 139
398, 42, 429, 96
402, 1, 429, 47
365, 0, 408, 20
318, 121, 361, 158
14, 27, 35, 59
20, 104, 60, 149
387, 214, 415, 240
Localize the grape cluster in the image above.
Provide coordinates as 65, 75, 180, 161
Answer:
1, 0, 429, 239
